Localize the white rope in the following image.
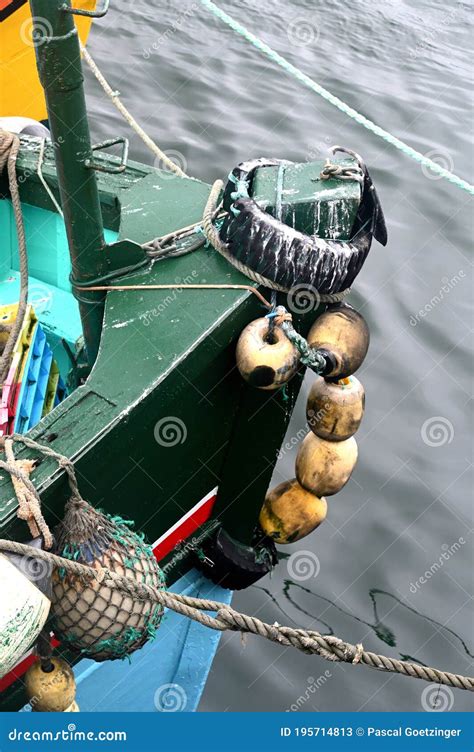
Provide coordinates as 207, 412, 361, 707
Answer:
37, 139, 63, 217
79, 43, 188, 178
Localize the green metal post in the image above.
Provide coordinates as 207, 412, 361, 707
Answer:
29, 0, 106, 364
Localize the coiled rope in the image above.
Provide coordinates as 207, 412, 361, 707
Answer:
0, 435, 472, 691
199, 0, 474, 196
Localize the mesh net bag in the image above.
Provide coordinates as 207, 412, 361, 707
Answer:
51, 498, 165, 662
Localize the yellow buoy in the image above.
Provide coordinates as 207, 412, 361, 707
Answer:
259, 478, 327, 543
307, 376, 365, 441
296, 432, 358, 496
236, 318, 300, 390
307, 304, 369, 379
25, 657, 76, 712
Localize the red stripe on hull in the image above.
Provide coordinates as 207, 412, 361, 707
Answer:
0, 489, 218, 694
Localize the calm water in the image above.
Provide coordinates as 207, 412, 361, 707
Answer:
85, 0, 472, 712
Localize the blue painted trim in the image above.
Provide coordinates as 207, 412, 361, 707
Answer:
74, 570, 232, 712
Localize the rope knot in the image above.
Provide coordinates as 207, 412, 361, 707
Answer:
320, 160, 343, 180
323, 634, 365, 664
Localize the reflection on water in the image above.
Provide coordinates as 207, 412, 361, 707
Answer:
255, 581, 473, 660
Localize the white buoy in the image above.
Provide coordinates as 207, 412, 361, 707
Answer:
0, 554, 51, 679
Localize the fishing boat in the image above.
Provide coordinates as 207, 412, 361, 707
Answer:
0, 1, 390, 713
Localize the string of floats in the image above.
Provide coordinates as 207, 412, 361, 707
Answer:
1, 11, 471, 698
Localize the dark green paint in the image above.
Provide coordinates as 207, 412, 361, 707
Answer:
252, 159, 360, 237
30, 0, 107, 363
0, 132, 359, 710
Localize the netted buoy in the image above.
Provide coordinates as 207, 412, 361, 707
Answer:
307, 304, 369, 379
51, 499, 165, 662
259, 478, 327, 543
0, 553, 51, 679
25, 657, 76, 712
236, 317, 300, 389
307, 376, 365, 441
296, 433, 358, 496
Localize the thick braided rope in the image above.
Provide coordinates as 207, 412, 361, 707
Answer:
2, 439, 53, 548
0, 130, 29, 386
6, 434, 83, 503
0, 538, 472, 691
202, 180, 349, 303
199, 1, 474, 196
79, 44, 188, 179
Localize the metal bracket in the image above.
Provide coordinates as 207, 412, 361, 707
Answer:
61, 0, 109, 18
85, 137, 129, 174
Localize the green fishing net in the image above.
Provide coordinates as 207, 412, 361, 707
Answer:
51, 498, 165, 662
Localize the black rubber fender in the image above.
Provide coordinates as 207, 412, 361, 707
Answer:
195, 527, 278, 590
220, 156, 387, 295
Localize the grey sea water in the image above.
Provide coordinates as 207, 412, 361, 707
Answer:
84, 0, 473, 712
